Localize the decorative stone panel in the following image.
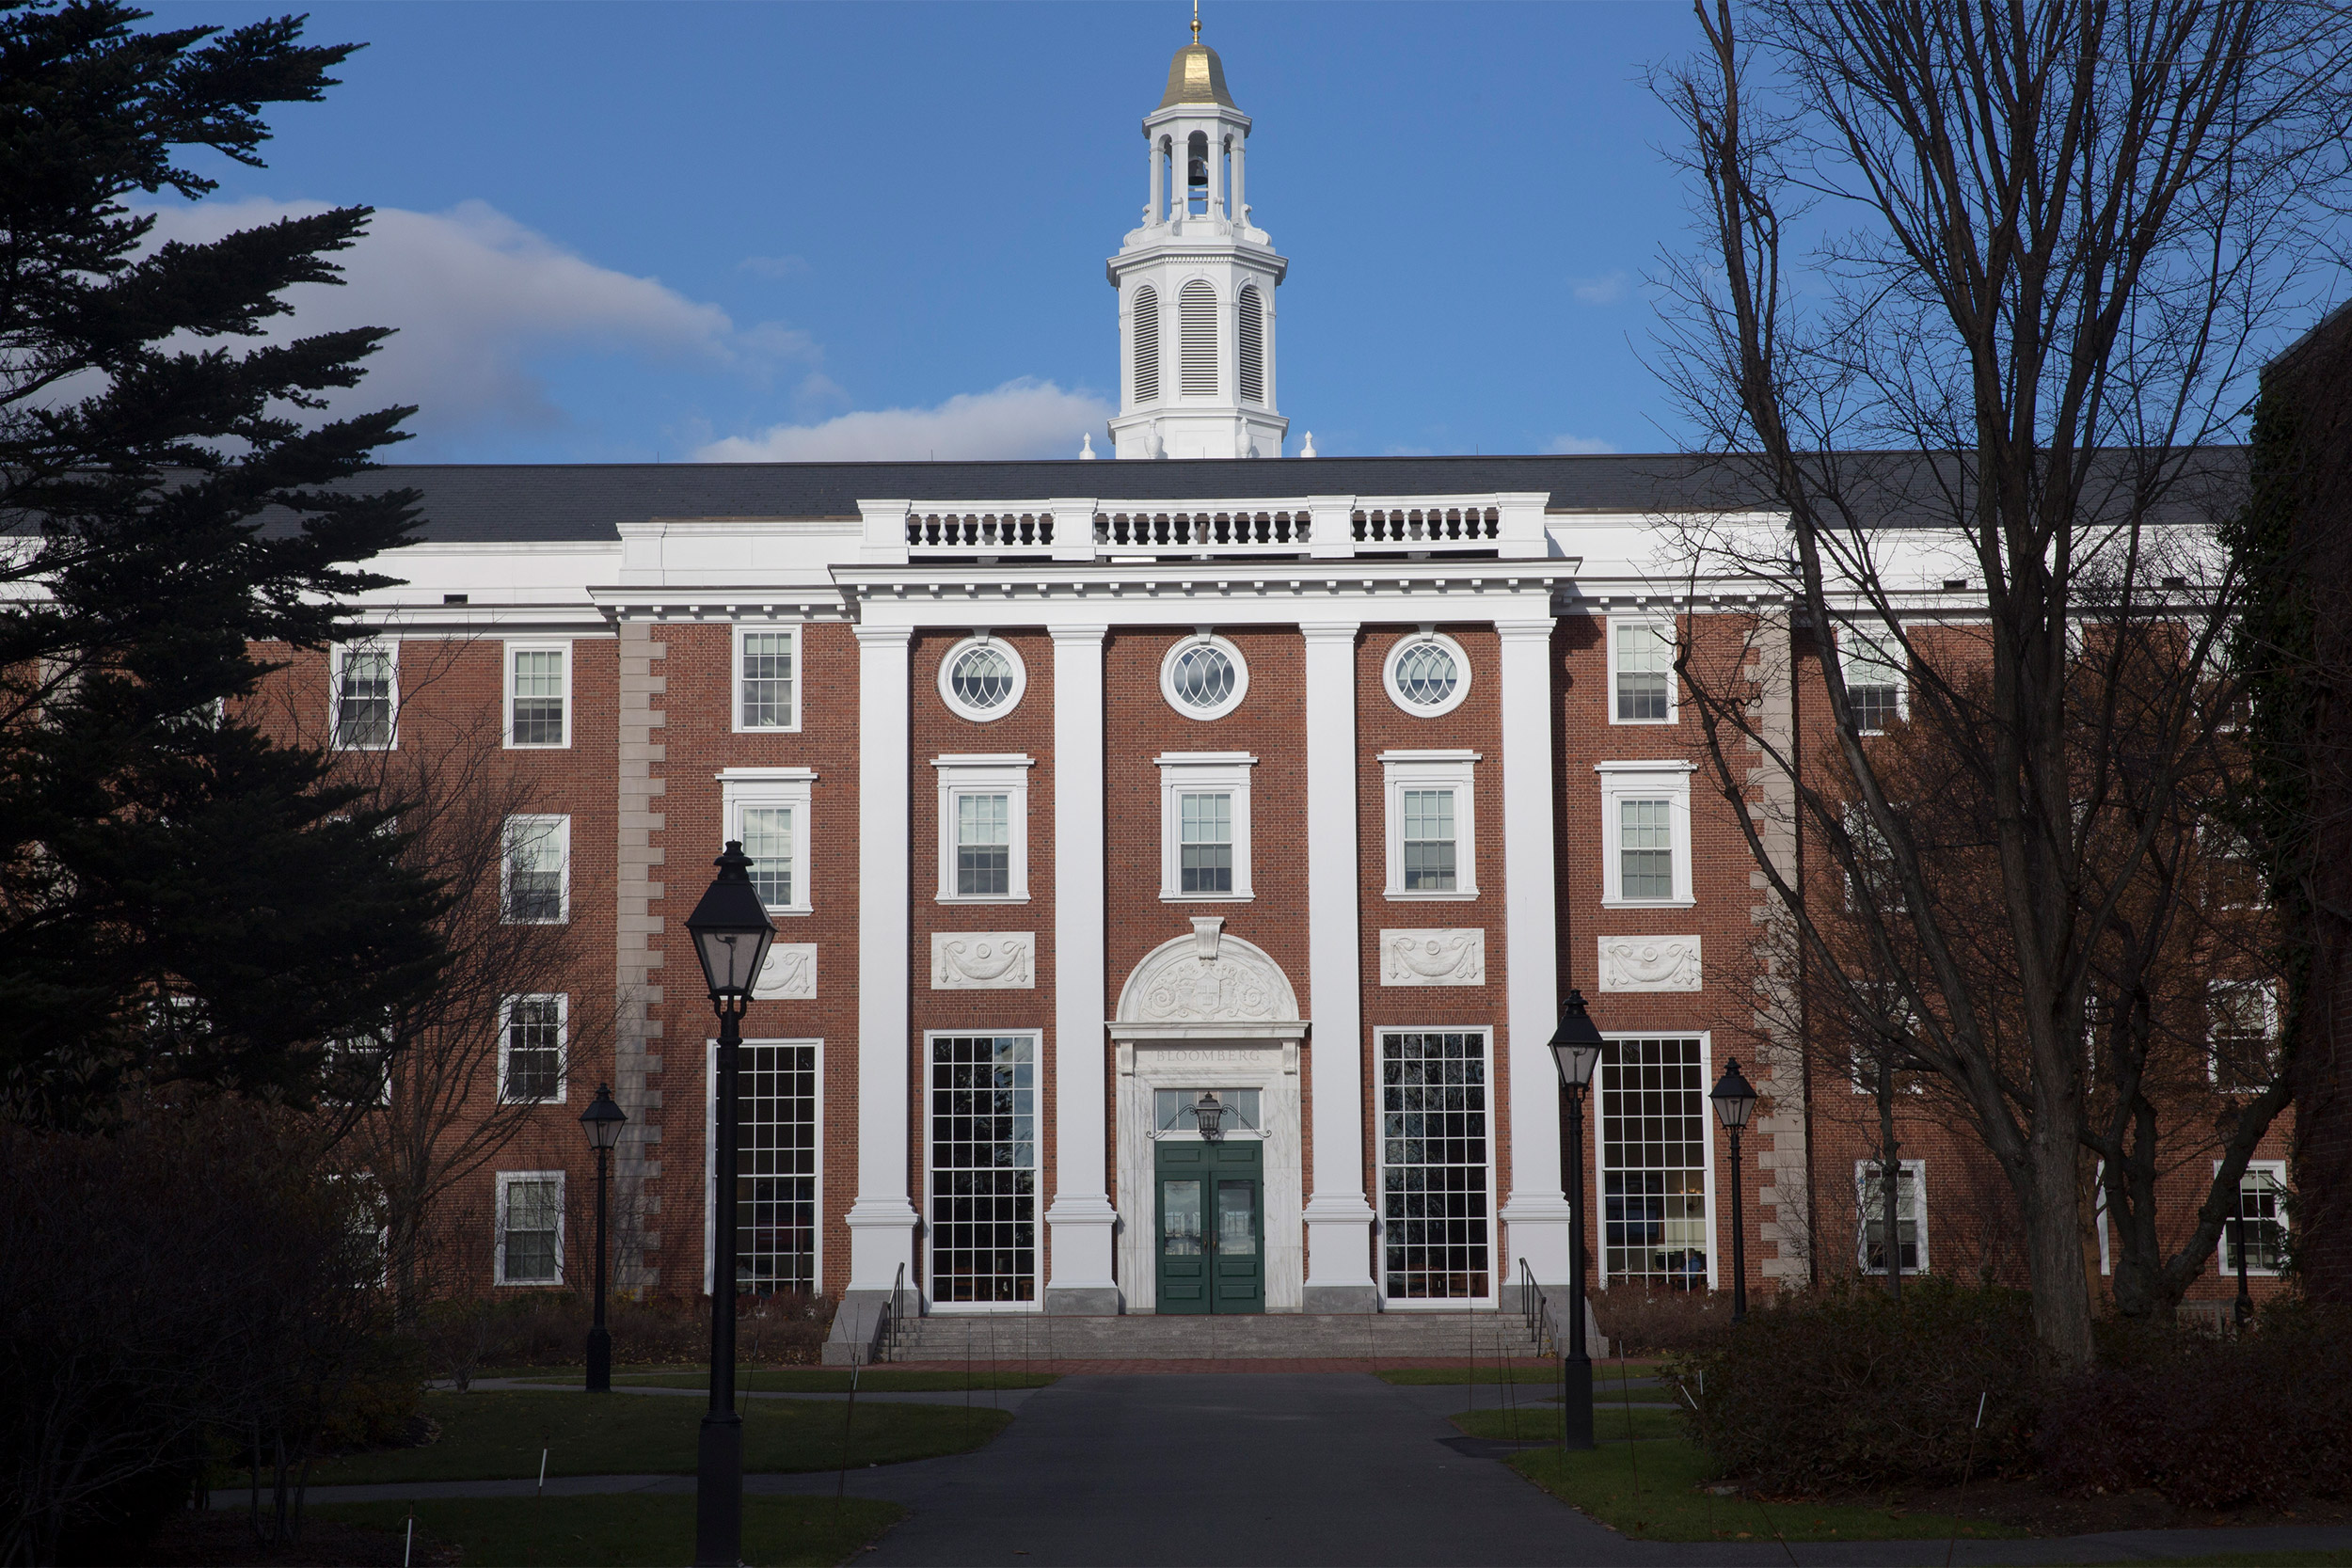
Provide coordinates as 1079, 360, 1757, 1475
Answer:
1378, 928, 1486, 987
1597, 935, 1702, 992
753, 943, 818, 1000
1115, 919, 1298, 1023
931, 931, 1036, 990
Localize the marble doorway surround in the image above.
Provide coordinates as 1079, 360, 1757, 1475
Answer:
1111, 918, 1307, 1313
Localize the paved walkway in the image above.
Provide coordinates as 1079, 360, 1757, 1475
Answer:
295, 1374, 2352, 1566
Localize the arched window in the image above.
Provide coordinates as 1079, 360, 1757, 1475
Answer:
1179, 280, 1217, 397
1133, 286, 1160, 403
1237, 284, 1264, 404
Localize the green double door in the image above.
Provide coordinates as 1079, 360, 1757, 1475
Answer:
1155, 1140, 1264, 1313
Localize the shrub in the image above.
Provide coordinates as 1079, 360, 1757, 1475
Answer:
1664, 1278, 2042, 1494
2038, 1300, 2352, 1508
1591, 1287, 1734, 1354
418, 1291, 835, 1384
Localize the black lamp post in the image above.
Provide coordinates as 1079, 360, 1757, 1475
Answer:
1547, 990, 1604, 1452
684, 842, 775, 1568
579, 1085, 628, 1393
1708, 1059, 1758, 1324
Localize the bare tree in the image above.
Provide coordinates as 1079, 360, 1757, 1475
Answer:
1650, 0, 2349, 1362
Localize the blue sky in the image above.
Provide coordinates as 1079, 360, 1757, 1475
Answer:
155, 1, 1706, 464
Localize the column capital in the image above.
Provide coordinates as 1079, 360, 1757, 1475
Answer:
851, 623, 914, 648
1492, 617, 1558, 642
1298, 620, 1361, 642
1050, 623, 1111, 644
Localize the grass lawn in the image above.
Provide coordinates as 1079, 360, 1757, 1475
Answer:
310, 1495, 903, 1566
591, 1369, 1058, 1393
294, 1391, 1008, 1485
1508, 1439, 2030, 1543
2084, 1556, 2352, 1567
1452, 1404, 1685, 1442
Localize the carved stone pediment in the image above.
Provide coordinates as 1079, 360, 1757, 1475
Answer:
1116, 924, 1299, 1024
1597, 935, 1702, 992
1380, 929, 1486, 987
931, 932, 1035, 990
754, 943, 818, 1000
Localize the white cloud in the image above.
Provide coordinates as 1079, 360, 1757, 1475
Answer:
1570, 270, 1632, 306
697, 379, 1110, 463
1544, 434, 1617, 454
139, 197, 810, 436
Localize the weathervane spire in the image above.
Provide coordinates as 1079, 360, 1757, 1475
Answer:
1191, 1, 1200, 44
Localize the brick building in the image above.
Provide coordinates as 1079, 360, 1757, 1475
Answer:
282, 33, 2291, 1347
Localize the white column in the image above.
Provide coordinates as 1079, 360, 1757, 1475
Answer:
1493, 616, 1571, 1297
1045, 625, 1120, 1313
1148, 135, 1163, 226
1231, 133, 1247, 221
845, 626, 918, 1302
1301, 621, 1378, 1311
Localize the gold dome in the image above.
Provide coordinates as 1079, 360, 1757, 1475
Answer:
1158, 40, 1236, 109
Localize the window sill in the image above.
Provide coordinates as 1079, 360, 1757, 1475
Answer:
1161, 892, 1254, 903
1599, 897, 1696, 910
498, 1092, 570, 1106
1606, 716, 1678, 727
763, 907, 815, 919
501, 916, 571, 927
495, 1277, 564, 1289
730, 725, 804, 736
1384, 889, 1480, 901
935, 895, 1032, 905
504, 741, 572, 751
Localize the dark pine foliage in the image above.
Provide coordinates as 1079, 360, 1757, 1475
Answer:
0, 0, 445, 1126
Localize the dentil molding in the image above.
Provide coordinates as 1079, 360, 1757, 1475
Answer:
931, 932, 1036, 990
1379, 929, 1486, 987
1597, 935, 1702, 992
754, 943, 818, 1001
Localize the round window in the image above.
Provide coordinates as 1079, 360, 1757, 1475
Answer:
1383, 631, 1471, 717
1160, 635, 1248, 720
938, 636, 1026, 721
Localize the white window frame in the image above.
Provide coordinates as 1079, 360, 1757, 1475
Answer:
1160, 632, 1249, 721
923, 1029, 1043, 1314
494, 1169, 565, 1287
1382, 628, 1472, 718
330, 640, 398, 751
1380, 750, 1479, 901
2214, 1159, 2290, 1277
1853, 1158, 1929, 1275
502, 639, 573, 750
1375, 1026, 1501, 1309
933, 753, 1035, 904
501, 815, 571, 925
937, 633, 1028, 723
732, 622, 803, 734
720, 768, 816, 917
1158, 752, 1256, 901
322, 1030, 393, 1107
1595, 1031, 1719, 1292
705, 1037, 825, 1296
2206, 979, 2280, 1093
1840, 624, 1911, 733
1597, 760, 1696, 908
497, 992, 569, 1105
1607, 616, 1677, 726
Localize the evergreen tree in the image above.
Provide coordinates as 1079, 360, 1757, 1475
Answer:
0, 0, 445, 1127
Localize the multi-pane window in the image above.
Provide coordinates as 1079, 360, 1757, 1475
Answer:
1402, 790, 1458, 892
739, 631, 797, 730
1843, 628, 1908, 733
322, 1031, 392, 1107
2223, 1165, 2289, 1274
954, 794, 1011, 896
1620, 800, 1675, 899
508, 646, 567, 746
744, 807, 795, 910
1179, 792, 1233, 895
929, 1034, 1037, 1303
1613, 622, 1673, 721
1856, 1161, 1925, 1275
500, 995, 564, 1102
1379, 1030, 1491, 1301
1153, 1087, 1262, 1132
501, 816, 568, 924
737, 1041, 818, 1295
2209, 982, 2280, 1093
1600, 1037, 1711, 1289
498, 1174, 563, 1285
334, 644, 395, 749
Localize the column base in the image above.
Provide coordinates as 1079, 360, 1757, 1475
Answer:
1303, 1193, 1378, 1308
843, 1198, 919, 1294
1043, 1287, 1123, 1316
1044, 1195, 1120, 1311
1302, 1284, 1381, 1313
824, 1287, 919, 1366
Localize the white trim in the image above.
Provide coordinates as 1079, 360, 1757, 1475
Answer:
1157, 752, 1257, 902
496, 992, 568, 1105
494, 1169, 565, 1287
1597, 761, 1696, 908
1374, 1025, 1501, 1308
501, 815, 570, 924
932, 753, 1035, 903
720, 768, 816, 917
1606, 615, 1677, 726
2215, 1158, 2290, 1277
936, 633, 1029, 723
733, 622, 803, 734
1852, 1158, 1928, 1275
1380, 628, 1472, 718
502, 638, 573, 749
1159, 632, 1249, 721
329, 639, 398, 751
1380, 750, 1480, 901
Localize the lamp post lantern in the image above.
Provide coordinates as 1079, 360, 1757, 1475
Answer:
1547, 990, 1604, 1451
684, 842, 775, 1568
1192, 1091, 1228, 1140
1708, 1058, 1758, 1324
578, 1085, 628, 1393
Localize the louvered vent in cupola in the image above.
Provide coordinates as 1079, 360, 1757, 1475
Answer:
1179, 280, 1217, 396
1237, 284, 1264, 404
1133, 286, 1160, 403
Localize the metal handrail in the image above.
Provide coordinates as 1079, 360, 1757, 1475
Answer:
1518, 1259, 1564, 1358
866, 1262, 907, 1367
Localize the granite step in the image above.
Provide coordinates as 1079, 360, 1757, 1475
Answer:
882, 1310, 1550, 1363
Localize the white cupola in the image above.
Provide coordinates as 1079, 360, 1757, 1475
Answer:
1106, 21, 1290, 460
